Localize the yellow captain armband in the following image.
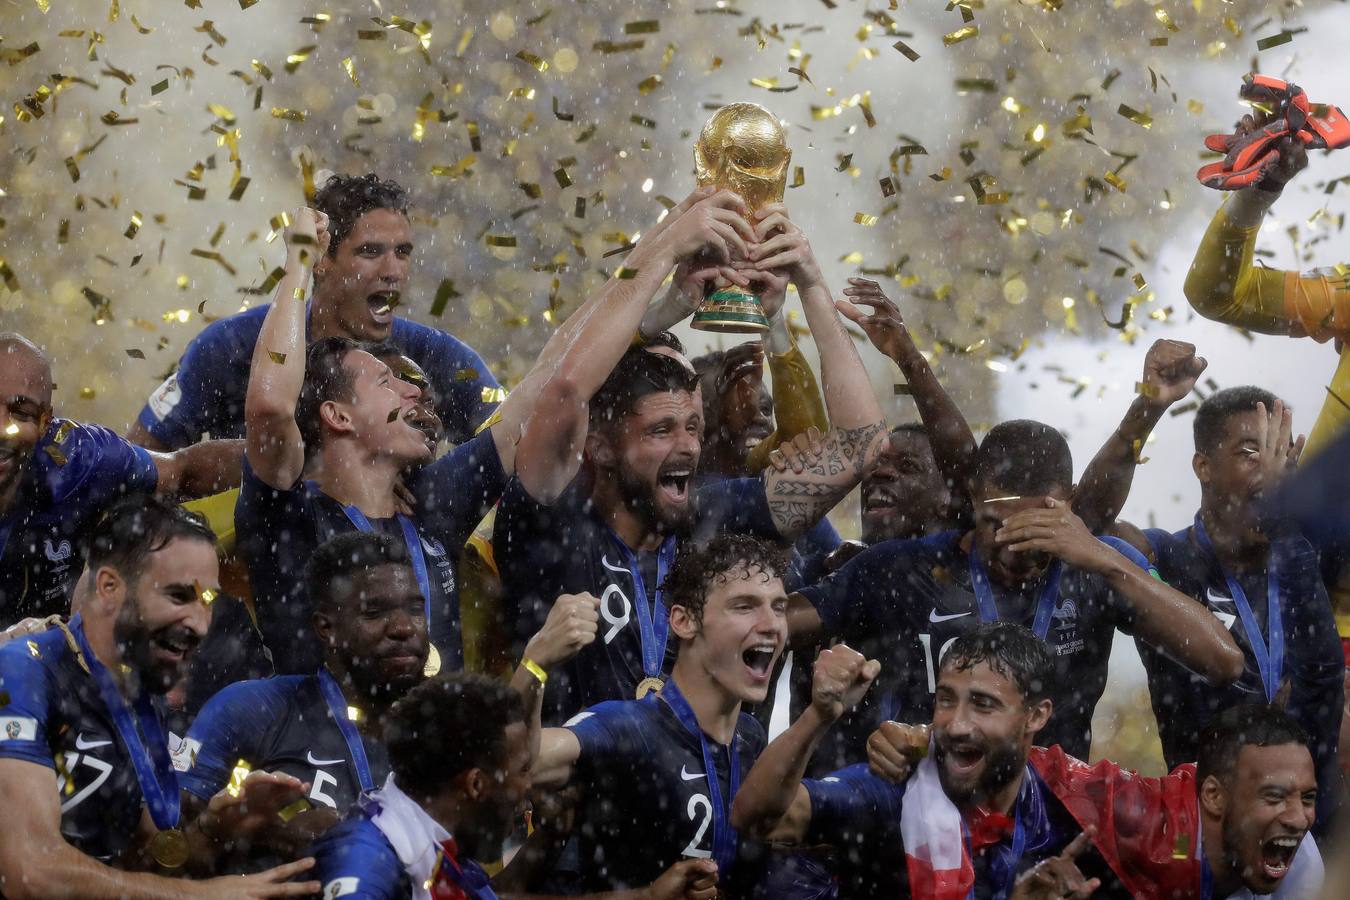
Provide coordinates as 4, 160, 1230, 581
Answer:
522, 657, 548, 686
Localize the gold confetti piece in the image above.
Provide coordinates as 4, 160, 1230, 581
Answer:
1134, 381, 1161, 398
63, 158, 80, 183
430, 279, 461, 317
858, 92, 876, 128
518, 182, 542, 199
836, 153, 854, 172
293, 287, 306, 302
516, 50, 548, 72
229, 177, 251, 201
430, 155, 476, 178
79, 387, 96, 400
284, 45, 316, 74
893, 39, 920, 61
190, 248, 238, 276
130, 14, 153, 34
125, 348, 146, 360
1153, 8, 1179, 33
630, 114, 656, 129
270, 107, 307, 121
854, 212, 878, 226
207, 102, 237, 123
482, 387, 508, 404
1132, 272, 1148, 292
625, 20, 660, 34
277, 799, 311, 823
268, 351, 287, 365
1103, 171, 1127, 192
36, 0, 50, 12
954, 78, 997, 93
341, 56, 359, 87
942, 26, 978, 46
195, 19, 228, 45
485, 234, 517, 247
150, 78, 169, 95
1116, 104, 1152, 129
1256, 31, 1294, 51
880, 177, 896, 198
554, 166, 573, 188
638, 75, 662, 95
615, 266, 640, 279
575, 197, 586, 218
123, 211, 142, 239
0, 258, 19, 292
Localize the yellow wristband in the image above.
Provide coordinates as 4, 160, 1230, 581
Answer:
522, 657, 548, 685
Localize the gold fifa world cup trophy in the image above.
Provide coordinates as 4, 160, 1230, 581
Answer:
691, 102, 792, 333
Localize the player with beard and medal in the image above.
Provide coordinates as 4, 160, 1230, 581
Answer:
496, 198, 889, 723
787, 417, 1245, 762
519, 534, 788, 897
0, 333, 243, 626
1112, 387, 1343, 838
236, 191, 689, 677
0, 495, 319, 898
128, 173, 500, 454
174, 530, 600, 873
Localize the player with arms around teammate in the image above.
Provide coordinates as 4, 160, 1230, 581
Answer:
0, 333, 241, 625
0, 495, 318, 898
130, 173, 500, 452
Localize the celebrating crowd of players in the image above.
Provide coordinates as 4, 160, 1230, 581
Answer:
0, 100, 1348, 900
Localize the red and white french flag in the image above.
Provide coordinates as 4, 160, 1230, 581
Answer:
900, 750, 975, 900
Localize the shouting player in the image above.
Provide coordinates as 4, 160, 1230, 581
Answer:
0, 495, 318, 897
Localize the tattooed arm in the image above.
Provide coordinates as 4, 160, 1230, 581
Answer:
764, 423, 886, 541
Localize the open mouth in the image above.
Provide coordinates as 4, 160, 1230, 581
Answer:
862, 485, 902, 516
656, 467, 692, 506
741, 425, 772, 451
367, 291, 401, 323
1259, 834, 1302, 881
741, 643, 777, 682
153, 632, 196, 662
942, 744, 986, 775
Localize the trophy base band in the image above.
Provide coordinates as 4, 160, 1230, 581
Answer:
690, 286, 770, 334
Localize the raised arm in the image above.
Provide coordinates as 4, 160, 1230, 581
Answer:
732, 644, 879, 843
514, 189, 757, 502
508, 593, 601, 763
837, 277, 977, 499
242, 208, 329, 490
1072, 339, 1207, 532
997, 498, 1245, 685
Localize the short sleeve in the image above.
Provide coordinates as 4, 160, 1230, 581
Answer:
695, 477, 780, 541
42, 421, 159, 506
135, 322, 233, 448
1095, 535, 1157, 630
411, 430, 506, 551
563, 700, 642, 761
311, 818, 406, 900
235, 454, 310, 545
0, 642, 55, 768
802, 764, 904, 849
178, 679, 290, 800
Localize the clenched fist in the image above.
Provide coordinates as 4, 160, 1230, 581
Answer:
811, 643, 880, 722
525, 592, 602, 670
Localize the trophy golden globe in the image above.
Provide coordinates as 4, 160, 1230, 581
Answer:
690, 102, 792, 333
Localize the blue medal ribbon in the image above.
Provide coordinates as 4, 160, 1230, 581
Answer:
608, 530, 676, 681
961, 801, 1026, 900
659, 678, 741, 876
69, 616, 181, 831
968, 554, 1064, 640
341, 507, 432, 624
1192, 516, 1283, 702
316, 667, 375, 793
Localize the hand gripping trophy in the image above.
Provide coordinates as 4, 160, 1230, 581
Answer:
690, 102, 792, 333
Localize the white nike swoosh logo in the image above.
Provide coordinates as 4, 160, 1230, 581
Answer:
680, 765, 705, 781
75, 733, 112, 750
1206, 587, 1234, 605
929, 610, 973, 624
307, 751, 345, 766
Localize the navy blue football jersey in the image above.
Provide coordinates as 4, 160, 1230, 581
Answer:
135, 304, 500, 449
0, 619, 163, 862
494, 475, 782, 722
311, 801, 497, 899
563, 693, 767, 895
176, 674, 390, 814
800, 532, 1150, 760
1138, 525, 1343, 831
0, 420, 158, 623
235, 430, 504, 675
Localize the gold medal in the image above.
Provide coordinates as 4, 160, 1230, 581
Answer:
424, 645, 441, 677
635, 676, 664, 699
149, 828, 190, 869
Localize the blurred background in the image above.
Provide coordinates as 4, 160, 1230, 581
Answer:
2, 0, 1346, 772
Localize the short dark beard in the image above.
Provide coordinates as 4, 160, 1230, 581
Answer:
112, 589, 180, 695
614, 459, 697, 539
935, 734, 1027, 808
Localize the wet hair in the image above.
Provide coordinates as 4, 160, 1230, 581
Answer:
305, 531, 412, 614
939, 622, 1054, 706
645, 331, 686, 355
86, 495, 216, 584
313, 173, 409, 257
662, 533, 790, 627
1196, 703, 1309, 789
364, 341, 431, 393
1194, 386, 1279, 455
971, 419, 1072, 496
386, 673, 525, 798
589, 344, 699, 428
295, 336, 361, 455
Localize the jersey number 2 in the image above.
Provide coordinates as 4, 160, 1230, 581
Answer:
681, 793, 713, 859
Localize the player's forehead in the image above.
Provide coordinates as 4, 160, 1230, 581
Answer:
136, 536, 220, 595
705, 564, 786, 606
936, 657, 1021, 703
1233, 743, 1316, 792
341, 207, 412, 248
1215, 408, 1266, 447
0, 339, 53, 404
337, 562, 419, 605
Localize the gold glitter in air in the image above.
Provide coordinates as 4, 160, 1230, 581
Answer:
515, 50, 548, 72
893, 39, 920, 61
430, 155, 476, 178
1116, 104, 1153, 129
431, 279, 460, 317
195, 581, 218, 606
615, 266, 639, 279
284, 45, 316, 74
1153, 8, 1179, 33
270, 107, 306, 121
942, 26, 978, 46
625, 20, 660, 34
1103, 171, 1127, 192
482, 387, 508, 404
268, 351, 287, 365
341, 57, 359, 87
0, 258, 21, 292
1256, 31, 1294, 51
853, 212, 878, 226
